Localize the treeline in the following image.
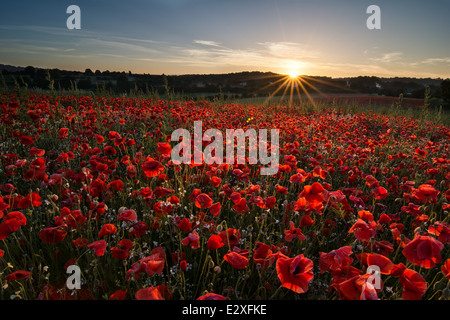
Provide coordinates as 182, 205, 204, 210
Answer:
1, 65, 449, 107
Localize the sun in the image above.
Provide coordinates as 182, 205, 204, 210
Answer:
288, 70, 299, 79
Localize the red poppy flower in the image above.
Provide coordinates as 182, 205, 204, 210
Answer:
348, 219, 377, 241
337, 274, 380, 300
402, 234, 444, 268
195, 193, 213, 209
284, 221, 306, 242
211, 176, 222, 188
111, 239, 133, 260
365, 253, 393, 275
87, 240, 107, 256
98, 224, 118, 238
19, 134, 34, 146
129, 221, 148, 238
179, 259, 188, 271
110, 289, 127, 300
441, 259, 450, 280
5, 270, 31, 282
181, 231, 200, 249
72, 237, 89, 248
197, 293, 226, 300
142, 159, 164, 178
301, 182, 325, 201
312, 166, 328, 179
107, 179, 123, 191
118, 209, 138, 222
135, 287, 163, 300
95, 134, 105, 144
0, 183, 16, 193
58, 128, 69, 139
156, 284, 172, 299
276, 254, 314, 294
18, 192, 41, 209
428, 221, 450, 244
224, 251, 248, 269
398, 268, 428, 300
128, 252, 165, 279
127, 165, 137, 178
38, 226, 67, 244
4, 211, 27, 226
207, 234, 224, 250
210, 202, 221, 217
319, 246, 353, 274
300, 214, 314, 228
232, 198, 250, 214
29, 147, 45, 157
378, 213, 392, 225
219, 228, 241, 247
256, 196, 276, 209
373, 186, 388, 200
358, 210, 374, 221
410, 184, 440, 203
176, 217, 192, 232
155, 142, 171, 156
275, 185, 288, 194
290, 172, 306, 184
253, 242, 277, 270
65, 210, 87, 229
188, 189, 202, 202
104, 146, 117, 156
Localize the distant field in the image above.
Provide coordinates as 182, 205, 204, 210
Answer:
231, 93, 424, 108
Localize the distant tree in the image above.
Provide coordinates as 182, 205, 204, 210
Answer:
95, 70, 101, 76
85, 68, 94, 76
410, 87, 425, 99
24, 66, 36, 77
441, 79, 450, 107
349, 76, 380, 94
116, 74, 130, 92
77, 78, 92, 90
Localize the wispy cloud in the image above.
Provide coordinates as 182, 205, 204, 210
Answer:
420, 57, 450, 65
258, 42, 320, 60
193, 40, 222, 47
369, 51, 404, 63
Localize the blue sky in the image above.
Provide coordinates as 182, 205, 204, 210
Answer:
0, 0, 449, 77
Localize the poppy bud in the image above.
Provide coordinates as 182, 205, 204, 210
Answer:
443, 287, 450, 299
213, 266, 221, 274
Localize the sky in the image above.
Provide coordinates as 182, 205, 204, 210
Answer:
0, 0, 449, 78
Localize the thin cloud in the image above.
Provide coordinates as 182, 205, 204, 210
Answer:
420, 57, 450, 64
193, 40, 223, 47
369, 51, 404, 63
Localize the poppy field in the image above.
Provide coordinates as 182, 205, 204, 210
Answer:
0, 91, 449, 300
